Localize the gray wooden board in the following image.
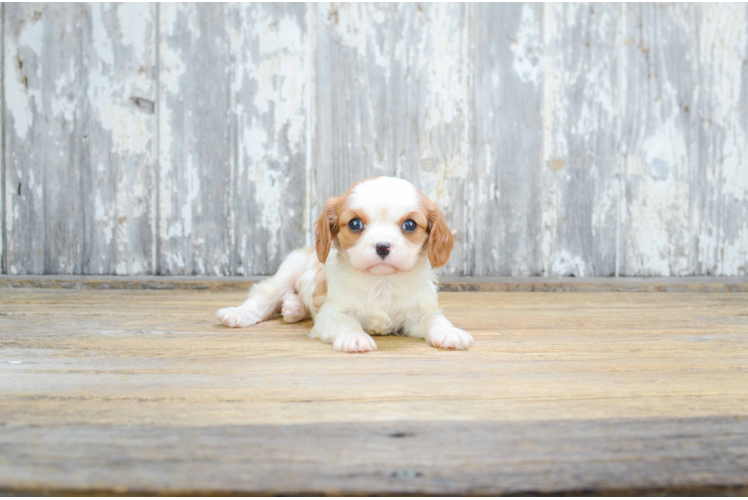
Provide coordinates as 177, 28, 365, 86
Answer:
1, 417, 747, 495
158, 3, 234, 276
231, 3, 308, 276
1, 275, 747, 292
2, 3, 748, 278
80, 3, 156, 275
4, 4, 85, 274
4, 4, 156, 275
471, 3, 543, 277
0, 2, 4, 274
693, 4, 748, 276
621, 4, 697, 276
541, 3, 621, 278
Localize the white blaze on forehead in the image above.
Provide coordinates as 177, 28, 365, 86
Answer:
348, 177, 420, 220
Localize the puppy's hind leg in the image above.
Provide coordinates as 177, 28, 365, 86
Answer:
217, 249, 309, 328
281, 293, 310, 323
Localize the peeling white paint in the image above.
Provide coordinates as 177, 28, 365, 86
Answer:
6, 16, 44, 141
4, 3, 747, 277
511, 4, 542, 86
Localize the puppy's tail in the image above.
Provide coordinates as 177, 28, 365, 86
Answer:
239, 248, 310, 322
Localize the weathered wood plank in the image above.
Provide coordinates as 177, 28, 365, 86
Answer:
4, 4, 85, 274
542, 3, 621, 277
231, 3, 308, 275
693, 3, 748, 276
1, 417, 747, 496
620, 4, 697, 276
1, 275, 747, 293
313, 3, 469, 275
158, 4, 233, 275
3, 4, 156, 275
1, 288, 747, 494
0, 2, 4, 275
81, 3, 156, 274
470, 4, 543, 276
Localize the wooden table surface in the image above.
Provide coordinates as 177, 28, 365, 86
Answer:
1, 284, 747, 495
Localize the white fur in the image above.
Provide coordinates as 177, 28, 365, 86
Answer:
217, 177, 474, 353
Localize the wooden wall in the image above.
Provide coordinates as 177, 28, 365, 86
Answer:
3, 3, 747, 277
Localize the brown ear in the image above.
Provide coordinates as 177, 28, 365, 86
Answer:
314, 197, 339, 264
426, 201, 454, 268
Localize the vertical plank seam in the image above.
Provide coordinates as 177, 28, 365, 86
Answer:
0, 2, 5, 274
615, 2, 628, 278
540, 3, 549, 277
304, 2, 316, 248
463, 2, 474, 277
78, 4, 87, 274
152, 2, 160, 275
229, 4, 238, 275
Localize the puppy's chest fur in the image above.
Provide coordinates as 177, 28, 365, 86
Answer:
296, 251, 439, 335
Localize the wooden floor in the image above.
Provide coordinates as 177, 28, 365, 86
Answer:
1, 284, 748, 495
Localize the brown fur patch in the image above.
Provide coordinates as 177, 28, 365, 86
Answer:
399, 211, 429, 246
418, 192, 455, 268
314, 177, 379, 264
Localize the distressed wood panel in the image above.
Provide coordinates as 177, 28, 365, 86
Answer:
541, 3, 621, 277
158, 3, 233, 275
620, 4, 698, 276
313, 3, 470, 275
232, 3, 308, 276
470, 4, 543, 277
4, 4, 85, 274
0, 2, 4, 274
693, 3, 748, 276
1, 288, 748, 493
3, 3, 156, 276
2, 3, 747, 277
81, 3, 156, 274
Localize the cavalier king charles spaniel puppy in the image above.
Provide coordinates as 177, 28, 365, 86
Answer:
216, 177, 474, 353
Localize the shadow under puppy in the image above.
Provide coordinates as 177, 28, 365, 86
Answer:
217, 177, 474, 353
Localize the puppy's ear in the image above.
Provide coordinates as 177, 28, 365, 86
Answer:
426, 200, 454, 268
315, 197, 339, 264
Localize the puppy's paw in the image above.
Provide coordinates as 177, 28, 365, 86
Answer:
426, 326, 474, 350
333, 332, 377, 353
216, 307, 263, 328
282, 294, 308, 323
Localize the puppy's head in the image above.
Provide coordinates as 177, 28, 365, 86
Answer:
315, 177, 454, 275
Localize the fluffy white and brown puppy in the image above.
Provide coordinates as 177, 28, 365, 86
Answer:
216, 177, 474, 353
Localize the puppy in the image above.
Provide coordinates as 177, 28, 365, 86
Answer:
216, 177, 474, 353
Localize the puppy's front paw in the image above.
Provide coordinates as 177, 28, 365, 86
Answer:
333, 332, 377, 353
216, 307, 262, 328
426, 326, 474, 350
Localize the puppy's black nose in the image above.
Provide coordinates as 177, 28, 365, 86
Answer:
375, 243, 390, 258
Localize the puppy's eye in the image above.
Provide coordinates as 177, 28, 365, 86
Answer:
348, 218, 364, 232
402, 219, 417, 232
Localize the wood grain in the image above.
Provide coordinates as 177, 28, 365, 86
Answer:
3, 5, 157, 275
81, 3, 156, 275
2, 3, 747, 277
471, 3, 543, 276
621, 4, 697, 276
2, 275, 748, 292
0, 2, 4, 274
232, 3, 308, 276
158, 3, 233, 276
4, 4, 85, 274
693, 4, 748, 276
542, 3, 621, 277
1, 288, 747, 494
